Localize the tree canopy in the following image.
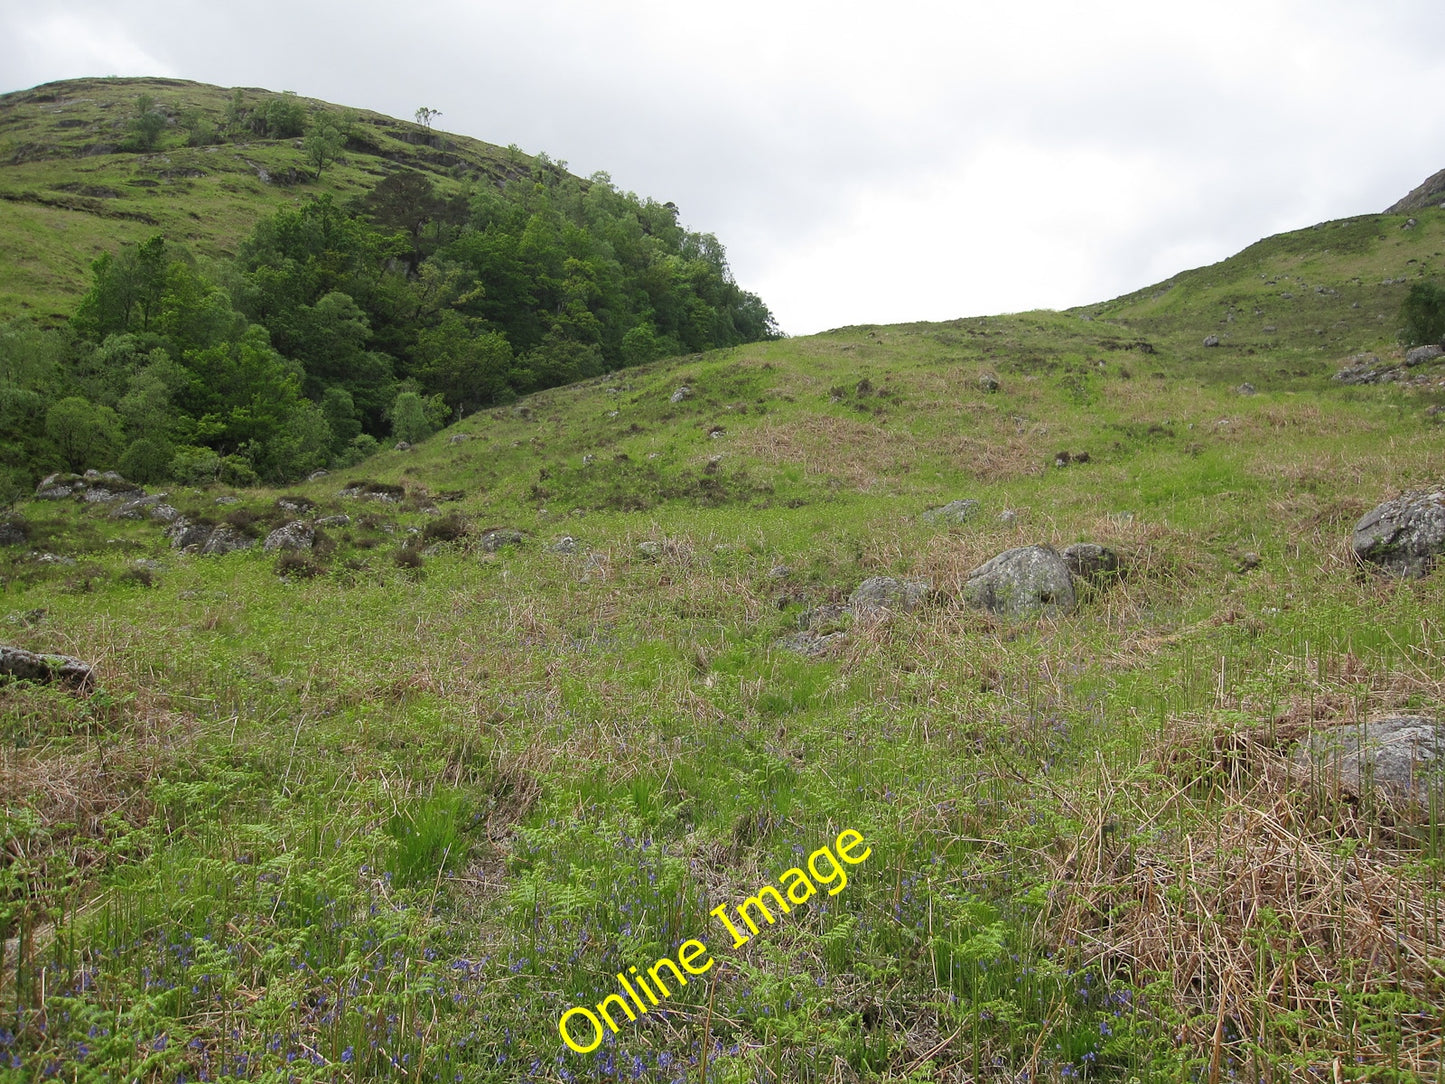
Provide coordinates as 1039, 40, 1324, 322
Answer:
0, 159, 777, 487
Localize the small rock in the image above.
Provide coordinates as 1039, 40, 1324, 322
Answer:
1352, 489, 1445, 578
548, 536, 579, 555
263, 521, 316, 552
1237, 382, 1256, 396
394, 441, 412, 452
0, 644, 95, 691
998, 509, 1019, 525
921, 499, 979, 526
149, 504, 180, 523
1236, 551, 1262, 572
1203, 335, 1220, 347
978, 374, 1001, 392
448, 434, 470, 445
0, 519, 28, 547
962, 545, 1076, 617
637, 541, 664, 558
777, 629, 848, 657
768, 564, 792, 580
307, 469, 330, 481
847, 577, 930, 617
1294, 716, 1442, 804
35, 553, 76, 566
478, 528, 525, 553
1405, 344, 1444, 367
276, 496, 315, 514
317, 514, 351, 526
670, 386, 692, 404
214, 495, 241, 506
1062, 543, 1121, 581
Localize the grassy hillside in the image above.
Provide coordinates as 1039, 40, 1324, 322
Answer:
2, 82, 1445, 1082
0, 77, 523, 322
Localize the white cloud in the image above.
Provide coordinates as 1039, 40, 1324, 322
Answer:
4, 1, 1445, 334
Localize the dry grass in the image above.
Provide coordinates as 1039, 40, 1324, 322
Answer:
1041, 725, 1445, 1077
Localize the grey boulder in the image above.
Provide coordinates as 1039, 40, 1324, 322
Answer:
1294, 716, 1443, 805
0, 644, 95, 690
1352, 489, 1445, 577
264, 521, 316, 552
962, 544, 1076, 617
847, 577, 930, 617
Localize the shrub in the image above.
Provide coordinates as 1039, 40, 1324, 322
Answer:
1399, 280, 1445, 345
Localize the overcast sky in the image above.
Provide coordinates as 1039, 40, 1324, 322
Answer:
6, 1, 1445, 336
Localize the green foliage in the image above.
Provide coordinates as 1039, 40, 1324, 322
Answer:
1399, 279, 1445, 345
45, 395, 120, 471
389, 390, 433, 444
126, 94, 166, 152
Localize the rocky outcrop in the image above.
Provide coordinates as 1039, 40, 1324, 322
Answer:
35, 471, 143, 503
963, 544, 1076, 617
1352, 489, 1445, 578
0, 644, 95, 690
1294, 716, 1443, 805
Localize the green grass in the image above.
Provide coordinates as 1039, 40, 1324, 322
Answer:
4, 85, 1445, 1082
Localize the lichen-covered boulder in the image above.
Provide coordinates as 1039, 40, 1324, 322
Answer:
847, 577, 930, 617
199, 526, 255, 556
263, 521, 316, 552
1351, 489, 1445, 578
0, 644, 95, 690
166, 519, 213, 551
962, 544, 1076, 617
1294, 716, 1443, 805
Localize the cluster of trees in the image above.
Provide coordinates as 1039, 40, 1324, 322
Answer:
0, 161, 777, 497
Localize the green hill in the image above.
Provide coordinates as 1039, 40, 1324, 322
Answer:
2, 78, 1444, 1083
0, 76, 524, 321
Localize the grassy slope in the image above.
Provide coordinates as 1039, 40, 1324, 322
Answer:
3, 88, 1445, 1082
0, 76, 522, 321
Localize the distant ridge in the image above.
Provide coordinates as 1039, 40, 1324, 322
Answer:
1385, 168, 1445, 214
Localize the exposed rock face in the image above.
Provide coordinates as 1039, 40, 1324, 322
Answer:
1062, 543, 1121, 581
963, 544, 1076, 617
922, 500, 979, 526
847, 577, 930, 617
1334, 355, 1401, 385
1406, 344, 1444, 367
35, 471, 142, 502
1294, 716, 1443, 804
478, 528, 525, 552
1385, 168, 1445, 214
1352, 489, 1445, 578
264, 521, 316, 552
0, 645, 95, 690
